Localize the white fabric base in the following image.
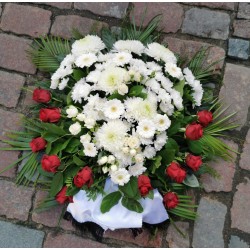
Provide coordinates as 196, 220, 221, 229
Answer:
67, 179, 169, 231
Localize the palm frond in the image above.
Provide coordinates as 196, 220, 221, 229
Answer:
27, 36, 71, 73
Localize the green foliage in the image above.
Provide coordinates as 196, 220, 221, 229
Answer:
121, 197, 143, 213
50, 172, 64, 197
187, 139, 203, 154
119, 176, 140, 200
183, 174, 200, 188
100, 191, 122, 213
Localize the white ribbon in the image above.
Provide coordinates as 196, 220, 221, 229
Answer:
67, 179, 169, 230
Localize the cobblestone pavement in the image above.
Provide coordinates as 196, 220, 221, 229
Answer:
0, 2, 250, 248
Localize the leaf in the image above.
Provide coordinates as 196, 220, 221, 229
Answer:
187, 140, 203, 154
183, 174, 200, 187
101, 28, 117, 50
37, 164, 54, 178
145, 190, 154, 200
73, 155, 85, 166
50, 172, 64, 197
66, 186, 80, 196
73, 69, 85, 81
121, 197, 143, 213
64, 138, 81, 153
128, 85, 145, 97
42, 132, 59, 142
107, 92, 125, 101
63, 165, 80, 180
119, 176, 140, 199
168, 121, 181, 136
149, 155, 162, 174
174, 79, 185, 97
42, 123, 66, 136
100, 191, 122, 213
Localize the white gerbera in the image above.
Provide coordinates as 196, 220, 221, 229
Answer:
113, 52, 132, 66
71, 35, 105, 55
69, 122, 81, 135
58, 78, 69, 90
103, 99, 125, 119
165, 63, 183, 79
86, 70, 101, 83
71, 79, 92, 103
110, 168, 130, 186
75, 53, 97, 68
113, 40, 145, 55
154, 114, 171, 131
143, 146, 156, 159
137, 119, 156, 138
95, 120, 128, 153
128, 164, 147, 177
83, 142, 98, 157
66, 105, 78, 118
80, 133, 91, 144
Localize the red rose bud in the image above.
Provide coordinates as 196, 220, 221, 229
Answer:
74, 166, 93, 188
39, 108, 61, 123
32, 88, 51, 103
163, 192, 179, 209
197, 110, 213, 127
186, 154, 202, 171
41, 155, 60, 173
138, 175, 153, 197
185, 123, 203, 140
56, 186, 73, 204
166, 162, 186, 183
29, 137, 47, 152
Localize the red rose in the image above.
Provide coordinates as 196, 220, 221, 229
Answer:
166, 162, 186, 183
41, 155, 60, 173
32, 88, 51, 103
186, 154, 202, 171
197, 110, 213, 127
185, 123, 203, 140
29, 137, 47, 152
56, 186, 73, 204
138, 175, 153, 197
73, 166, 93, 188
163, 192, 179, 209
39, 108, 61, 123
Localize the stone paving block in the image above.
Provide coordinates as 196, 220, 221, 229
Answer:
0, 220, 45, 247
166, 222, 190, 248
182, 8, 230, 40
51, 15, 107, 39
0, 180, 34, 221
184, 2, 234, 10
39, 2, 72, 9
44, 232, 107, 247
228, 38, 249, 60
0, 70, 26, 108
131, 3, 184, 33
163, 37, 225, 69
239, 130, 250, 171
104, 228, 163, 247
192, 197, 227, 247
233, 20, 250, 39
0, 34, 36, 74
0, 3, 2, 16
74, 2, 128, 18
219, 63, 250, 130
0, 3, 51, 37
229, 235, 249, 248
231, 178, 250, 233
201, 139, 238, 192
237, 3, 250, 19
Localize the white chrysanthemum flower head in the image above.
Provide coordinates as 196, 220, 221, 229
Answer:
110, 168, 130, 186
154, 114, 171, 132
124, 136, 140, 149
61, 54, 75, 68
143, 146, 156, 159
58, 78, 69, 90
135, 154, 144, 163
80, 133, 91, 144
128, 69, 141, 82
165, 63, 183, 79
71, 79, 92, 104
103, 99, 125, 120
86, 70, 101, 83
154, 132, 168, 151
71, 35, 105, 55
84, 117, 96, 129
128, 163, 147, 177
169, 89, 183, 110
69, 122, 81, 135
113, 40, 145, 55
159, 101, 174, 116
76, 113, 85, 122
137, 119, 156, 138
66, 105, 78, 118
75, 53, 97, 68
108, 155, 115, 164
113, 52, 132, 66
83, 142, 98, 157
117, 84, 129, 95
98, 156, 108, 165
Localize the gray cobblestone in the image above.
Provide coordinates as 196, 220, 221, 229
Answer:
228, 38, 249, 60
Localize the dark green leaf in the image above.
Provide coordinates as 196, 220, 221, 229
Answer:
100, 191, 122, 213
145, 190, 154, 200
174, 79, 185, 97
50, 172, 64, 197
168, 121, 181, 136
73, 155, 85, 166
119, 176, 140, 199
73, 69, 85, 81
121, 197, 143, 213
183, 174, 200, 187
42, 132, 59, 142
64, 138, 81, 153
187, 140, 203, 154
63, 165, 80, 180
43, 123, 66, 136
128, 85, 144, 97
66, 186, 80, 196
149, 155, 162, 174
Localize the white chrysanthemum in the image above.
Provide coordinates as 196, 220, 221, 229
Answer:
76, 113, 85, 122
84, 117, 96, 129
95, 120, 128, 153
124, 136, 140, 149
58, 78, 69, 90
113, 40, 145, 55
143, 146, 156, 159
108, 155, 115, 164
154, 114, 171, 131
69, 122, 81, 135
146, 61, 162, 72
71, 79, 92, 103
97, 66, 129, 94
103, 99, 125, 119
128, 164, 147, 177
139, 136, 153, 145
154, 132, 168, 151
117, 84, 129, 95
110, 168, 130, 186
145, 43, 177, 64
86, 70, 101, 83
135, 154, 144, 163
165, 63, 183, 79
129, 58, 150, 77
50, 73, 60, 89
145, 78, 161, 94
155, 72, 173, 91
113, 52, 132, 66
66, 105, 78, 118
159, 101, 175, 116
137, 119, 156, 138
61, 54, 75, 68
169, 89, 183, 110
72, 35, 105, 55
75, 53, 97, 68
98, 156, 108, 165
80, 133, 91, 144
83, 142, 98, 157
128, 69, 141, 82
157, 88, 172, 103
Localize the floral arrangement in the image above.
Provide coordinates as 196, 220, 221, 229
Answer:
0, 17, 237, 240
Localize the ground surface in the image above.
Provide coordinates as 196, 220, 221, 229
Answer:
0, 2, 250, 248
